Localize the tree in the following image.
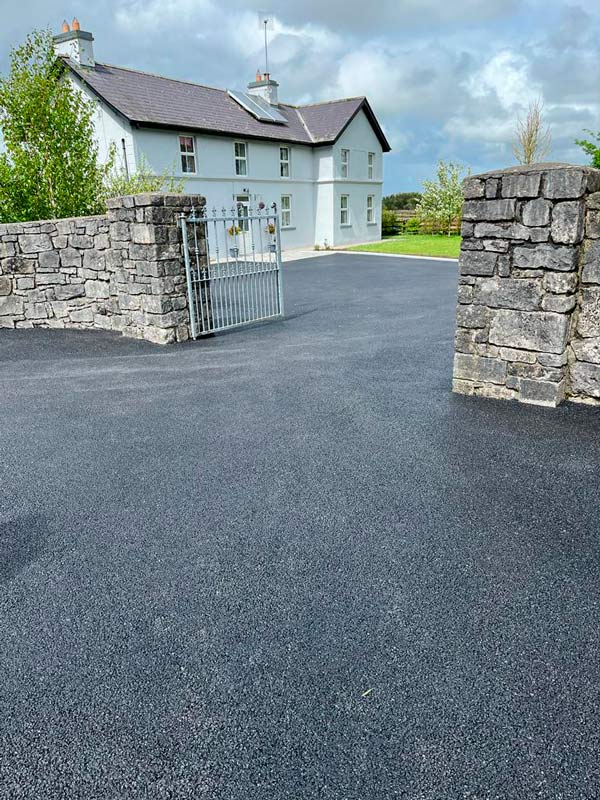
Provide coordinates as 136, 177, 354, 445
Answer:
382, 192, 422, 211
103, 155, 184, 200
512, 100, 551, 165
575, 129, 600, 169
0, 29, 110, 223
416, 161, 466, 235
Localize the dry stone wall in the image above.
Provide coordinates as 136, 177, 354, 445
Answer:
0, 193, 204, 345
453, 164, 600, 407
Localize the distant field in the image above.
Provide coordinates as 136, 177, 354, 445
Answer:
348, 234, 461, 259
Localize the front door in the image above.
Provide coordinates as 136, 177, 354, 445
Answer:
235, 195, 252, 257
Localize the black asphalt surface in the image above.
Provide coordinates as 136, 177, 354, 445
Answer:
1, 253, 600, 800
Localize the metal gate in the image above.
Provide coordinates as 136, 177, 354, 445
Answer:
180, 203, 284, 338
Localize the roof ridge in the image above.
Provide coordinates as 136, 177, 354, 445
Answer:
93, 60, 230, 95
297, 96, 366, 109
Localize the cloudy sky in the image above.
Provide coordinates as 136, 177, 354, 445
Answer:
1, 0, 599, 192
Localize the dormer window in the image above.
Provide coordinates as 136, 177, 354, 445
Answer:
179, 136, 196, 174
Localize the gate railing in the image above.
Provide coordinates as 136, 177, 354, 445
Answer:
180, 203, 284, 339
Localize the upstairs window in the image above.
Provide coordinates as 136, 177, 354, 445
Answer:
281, 194, 292, 227
368, 152, 375, 180
234, 142, 248, 176
340, 194, 349, 225
179, 135, 196, 174
367, 194, 375, 223
341, 149, 349, 178
280, 146, 291, 178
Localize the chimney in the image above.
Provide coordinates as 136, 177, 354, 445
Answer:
53, 19, 95, 67
247, 72, 279, 106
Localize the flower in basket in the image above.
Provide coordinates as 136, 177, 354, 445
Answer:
265, 223, 276, 235
258, 201, 266, 210
227, 225, 241, 236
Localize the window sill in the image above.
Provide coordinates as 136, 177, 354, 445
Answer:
340, 224, 352, 228
281, 226, 296, 231
367, 222, 378, 226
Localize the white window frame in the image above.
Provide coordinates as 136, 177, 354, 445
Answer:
279, 146, 291, 178
341, 149, 349, 179
281, 194, 292, 228
234, 141, 248, 176
367, 194, 375, 224
368, 152, 375, 180
178, 135, 196, 174
340, 194, 349, 226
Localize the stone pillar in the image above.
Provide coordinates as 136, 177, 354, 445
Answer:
453, 164, 600, 407
106, 193, 204, 344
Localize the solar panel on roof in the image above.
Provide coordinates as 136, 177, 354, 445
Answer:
227, 90, 287, 124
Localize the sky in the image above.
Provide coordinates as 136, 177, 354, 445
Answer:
0, 0, 599, 193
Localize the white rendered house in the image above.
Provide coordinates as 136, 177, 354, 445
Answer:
53, 23, 390, 249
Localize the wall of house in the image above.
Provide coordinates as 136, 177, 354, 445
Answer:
453, 163, 600, 407
134, 128, 316, 249
328, 110, 383, 247
0, 194, 203, 344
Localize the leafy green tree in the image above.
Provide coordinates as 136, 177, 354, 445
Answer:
382, 192, 422, 211
103, 155, 184, 200
0, 29, 110, 223
416, 161, 467, 236
575, 129, 600, 169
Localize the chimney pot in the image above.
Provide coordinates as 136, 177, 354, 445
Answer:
72, 17, 80, 30
256, 70, 262, 82
61, 20, 70, 33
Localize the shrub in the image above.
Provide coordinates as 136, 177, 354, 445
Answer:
382, 209, 400, 237
404, 217, 421, 234
103, 155, 184, 200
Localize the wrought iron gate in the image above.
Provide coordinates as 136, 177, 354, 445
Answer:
180, 203, 284, 338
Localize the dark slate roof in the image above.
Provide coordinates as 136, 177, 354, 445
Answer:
63, 60, 391, 151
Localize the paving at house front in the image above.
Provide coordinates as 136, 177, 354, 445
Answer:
1, 253, 599, 799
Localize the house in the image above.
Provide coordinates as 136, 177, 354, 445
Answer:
52, 21, 391, 250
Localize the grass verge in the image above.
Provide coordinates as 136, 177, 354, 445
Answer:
348, 234, 461, 259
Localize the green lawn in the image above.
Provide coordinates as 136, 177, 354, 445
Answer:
348, 234, 461, 259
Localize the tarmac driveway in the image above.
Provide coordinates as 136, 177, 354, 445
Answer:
1, 253, 599, 799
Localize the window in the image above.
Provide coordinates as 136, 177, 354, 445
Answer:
280, 146, 290, 178
367, 195, 375, 223
368, 152, 375, 180
340, 194, 349, 225
179, 135, 196, 174
341, 149, 349, 178
234, 142, 248, 176
281, 195, 292, 228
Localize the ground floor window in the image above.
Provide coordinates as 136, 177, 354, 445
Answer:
340, 194, 349, 225
367, 194, 375, 223
281, 195, 292, 227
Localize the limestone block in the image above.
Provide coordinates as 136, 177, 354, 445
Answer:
142, 295, 173, 314
529, 227, 550, 243
513, 244, 578, 271
473, 278, 542, 311
497, 347, 537, 364
543, 272, 578, 294
522, 198, 551, 227
83, 249, 106, 271
538, 351, 568, 367
456, 303, 489, 328
16, 277, 34, 290
0, 295, 24, 316
459, 250, 497, 276
457, 285, 473, 304
59, 248, 82, 268
571, 337, 600, 364
570, 361, 600, 398
143, 326, 177, 345
489, 309, 570, 354
501, 172, 541, 198
581, 241, 600, 283
132, 224, 168, 245
473, 222, 515, 239
38, 250, 60, 271
483, 240, 510, 253
25, 303, 49, 320
54, 284, 86, 300
519, 378, 566, 407
462, 198, 516, 222
85, 280, 110, 299
576, 288, 600, 337
551, 201, 584, 244
36, 273, 66, 286
19, 233, 53, 253
541, 294, 576, 313
545, 169, 586, 199
69, 234, 94, 249
69, 307, 94, 323
0, 276, 12, 295
587, 192, 600, 210
486, 179, 500, 199
453, 353, 507, 385
0, 242, 16, 259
